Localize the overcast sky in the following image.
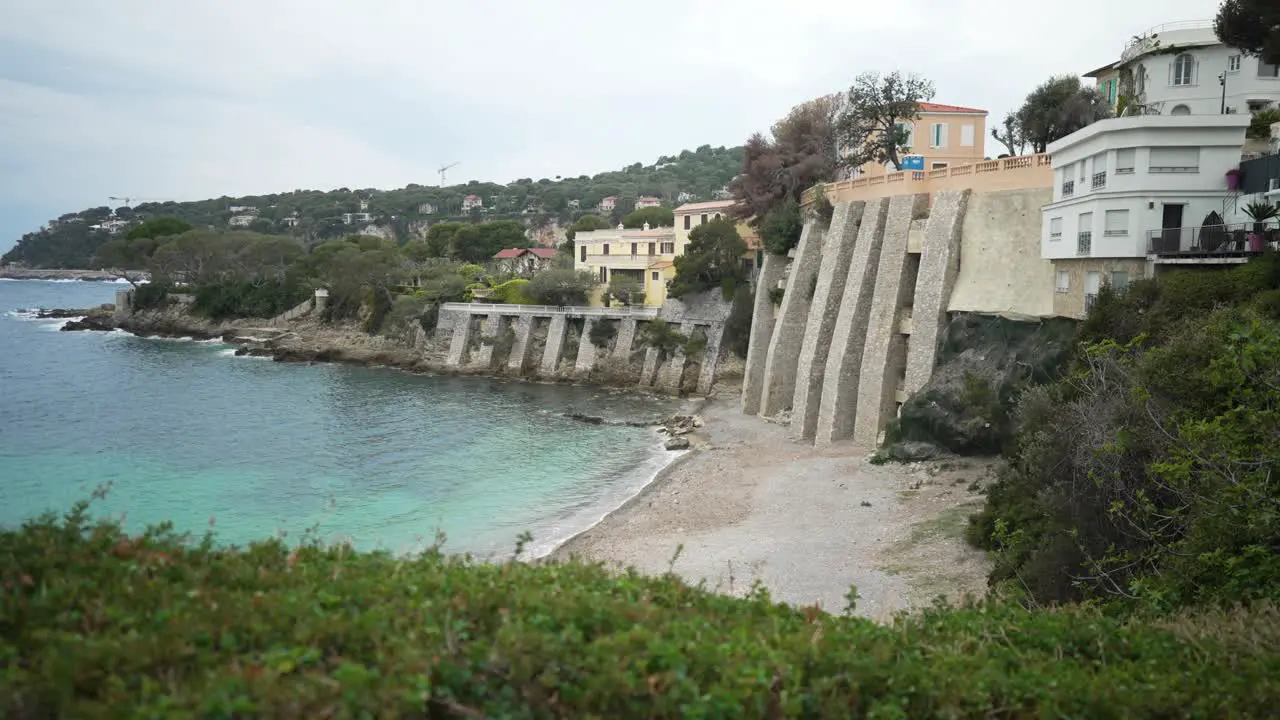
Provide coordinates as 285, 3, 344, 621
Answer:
0, 0, 1221, 252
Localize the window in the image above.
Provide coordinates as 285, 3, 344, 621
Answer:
651, 271, 659, 281
1092, 153, 1107, 189
1078, 161, 1086, 181
660, 242, 674, 254
598, 267, 608, 283
1228, 54, 1241, 72
1115, 148, 1136, 174
1055, 270, 1070, 293
1049, 217, 1063, 240
1259, 60, 1280, 78
895, 122, 914, 148
930, 123, 947, 148
1104, 209, 1129, 237
960, 123, 975, 147
1149, 147, 1199, 172
1170, 104, 1191, 115
602, 244, 610, 255
1078, 212, 1093, 256
648, 242, 656, 255
1136, 64, 1146, 95
1110, 271, 1130, 288
931, 162, 949, 170
579, 245, 587, 262
1172, 53, 1195, 86
1108, 78, 1118, 103
630, 242, 637, 255
713, 213, 721, 221
683, 215, 691, 230
700, 213, 707, 225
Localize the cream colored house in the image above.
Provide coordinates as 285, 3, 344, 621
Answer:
573, 225, 678, 307
851, 102, 989, 177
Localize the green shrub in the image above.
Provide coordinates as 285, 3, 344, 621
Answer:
130, 282, 171, 311
588, 319, 617, 348
190, 279, 311, 321
362, 285, 394, 334
722, 284, 754, 358
3, 506, 1280, 717
490, 278, 534, 304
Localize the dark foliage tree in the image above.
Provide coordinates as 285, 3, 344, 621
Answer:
1017, 76, 1110, 153
670, 220, 746, 297
759, 198, 803, 256
991, 112, 1028, 157
525, 268, 597, 306
1215, 0, 1280, 64
620, 206, 674, 229
730, 96, 841, 224
834, 71, 936, 173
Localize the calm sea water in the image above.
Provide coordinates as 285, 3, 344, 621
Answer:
0, 279, 682, 558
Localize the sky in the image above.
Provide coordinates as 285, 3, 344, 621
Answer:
0, 0, 1221, 253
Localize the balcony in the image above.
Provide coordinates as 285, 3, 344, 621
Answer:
1147, 223, 1279, 260
1061, 180, 1074, 198
581, 253, 663, 268
1077, 231, 1092, 256
1091, 172, 1106, 190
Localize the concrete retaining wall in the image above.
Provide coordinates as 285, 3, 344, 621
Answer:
947, 187, 1055, 319
905, 189, 970, 394
740, 254, 787, 415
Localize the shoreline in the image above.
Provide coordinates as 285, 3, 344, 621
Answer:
0, 269, 137, 282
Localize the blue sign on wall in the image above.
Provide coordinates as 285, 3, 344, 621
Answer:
900, 154, 925, 171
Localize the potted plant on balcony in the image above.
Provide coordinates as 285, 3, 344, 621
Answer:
1243, 202, 1279, 252
1225, 168, 1242, 190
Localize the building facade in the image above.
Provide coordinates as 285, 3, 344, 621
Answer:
573, 225, 679, 307
493, 247, 558, 277
462, 194, 483, 212
1085, 20, 1280, 116
1041, 114, 1252, 317
635, 196, 661, 209
850, 102, 989, 177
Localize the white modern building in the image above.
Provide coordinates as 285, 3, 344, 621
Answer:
1086, 20, 1280, 117
1040, 114, 1252, 317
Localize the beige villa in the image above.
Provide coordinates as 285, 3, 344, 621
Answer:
849, 102, 989, 177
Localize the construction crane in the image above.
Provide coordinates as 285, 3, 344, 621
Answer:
438, 162, 459, 186
108, 195, 170, 207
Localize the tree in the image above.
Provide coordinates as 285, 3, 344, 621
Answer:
607, 274, 644, 306
758, 198, 803, 256
525, 268, 597, 306
990, 112, 1028, 157
1247, 108, 1280, 140
1215, 0, 1280, 64
730, 96, 841, 224
424, 222, 463, 258
126, 217, 194, 243
565, 215, 611, 241
1017, 76, 1110, 153
834, 71, 936, 173
670, 220, 747, 298
621, 206, 674, 229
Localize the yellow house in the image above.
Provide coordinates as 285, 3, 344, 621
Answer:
573, 200, 763, 308
1084, 62, 1122, 109
852, 102, 989, 176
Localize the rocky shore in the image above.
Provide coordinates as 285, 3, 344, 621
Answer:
0, 268, 136, 282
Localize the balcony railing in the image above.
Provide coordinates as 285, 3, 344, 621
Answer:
1147, 223, 1280, 256
581, 253, 661, 263
1077, 231, 1092, 256
1084, 293, 1099, 312
1061, 180, 1074, 198
1092, 172, 1107, 190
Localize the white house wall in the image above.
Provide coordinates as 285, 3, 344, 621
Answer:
1128, 44, 1280, 116
1043, 193, 1234, 259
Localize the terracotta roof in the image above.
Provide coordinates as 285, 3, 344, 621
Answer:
464, 194, 479, 200
527, 248, 558, 259
648, 260, 675, 269
1084, 61, 1119, 78
493, 248, 525, 259
674, 199, 737, 214
917, 102, 987, 115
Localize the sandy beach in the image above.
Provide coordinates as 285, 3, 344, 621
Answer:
552, 395, 995, 621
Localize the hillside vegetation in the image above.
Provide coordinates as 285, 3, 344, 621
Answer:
3, 503, 1278, 717
2, 145, 743, 269
968, 255, 1280, 612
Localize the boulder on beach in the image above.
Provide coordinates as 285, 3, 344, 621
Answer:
664, 436, 691, 451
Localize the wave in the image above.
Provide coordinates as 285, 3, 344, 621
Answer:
217, 347, 270, 359
0, 277, 144, 284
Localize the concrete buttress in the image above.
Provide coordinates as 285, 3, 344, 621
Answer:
852, 193, 928, 452
790, 201, 865, 440
758, 221, 825, 418
905, 190, 970, 394
539, 314, 568, 374
740, 254, 787, 414
814, 198, 889, 446
506, 315, 536, 373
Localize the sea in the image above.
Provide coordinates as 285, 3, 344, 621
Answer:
0, 279, 683, 558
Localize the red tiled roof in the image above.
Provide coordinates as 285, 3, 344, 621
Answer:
464, 194, 479, 200
674, 199, 737, 214
918, 102, 987, 115
527, 248, 559, 259
493, 248, 525, 259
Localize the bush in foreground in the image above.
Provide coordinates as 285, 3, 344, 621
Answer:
3, 506, 1279, 717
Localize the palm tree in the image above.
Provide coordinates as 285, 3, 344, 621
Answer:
1243, 202, 1279, 233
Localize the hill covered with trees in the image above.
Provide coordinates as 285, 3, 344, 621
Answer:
2, 145, 743, 269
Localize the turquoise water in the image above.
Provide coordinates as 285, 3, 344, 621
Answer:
0, 280, 683, 558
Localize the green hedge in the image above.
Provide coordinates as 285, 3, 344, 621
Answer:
3, 507, 1279, 717
191, 279, 311, 321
